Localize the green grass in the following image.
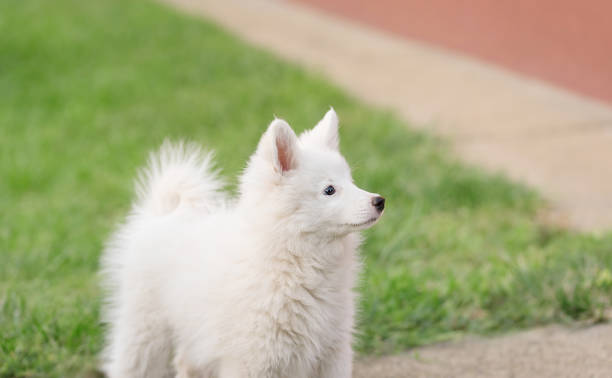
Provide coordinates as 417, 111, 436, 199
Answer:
1, 0, 612, 376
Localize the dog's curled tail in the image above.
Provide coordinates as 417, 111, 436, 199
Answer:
134, 140, 226, 216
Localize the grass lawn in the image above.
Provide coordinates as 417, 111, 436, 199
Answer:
2, 0, 612, 376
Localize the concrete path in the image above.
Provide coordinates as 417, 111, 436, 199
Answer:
158, 1, 612, 376
354, 324, 612, 378
162, 0, 612, 232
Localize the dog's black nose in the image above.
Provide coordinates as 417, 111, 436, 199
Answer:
372, 196, 385, 213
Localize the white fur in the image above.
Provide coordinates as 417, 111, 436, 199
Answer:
100, 109, 384, 378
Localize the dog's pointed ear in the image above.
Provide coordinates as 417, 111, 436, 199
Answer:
257, 118, 299, 174
307, 107, 339, 151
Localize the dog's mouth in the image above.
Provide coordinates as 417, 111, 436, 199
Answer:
347, 217, 379, 228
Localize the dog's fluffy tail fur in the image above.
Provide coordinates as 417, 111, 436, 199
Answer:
134, 140, 225, 216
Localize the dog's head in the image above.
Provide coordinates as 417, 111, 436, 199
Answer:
240, 108, 384, 236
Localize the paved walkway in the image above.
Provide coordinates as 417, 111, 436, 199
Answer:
159, 1, 612, 376
293, 0, 612, 104
163, 0, 612, 232
354, 324, 612, 378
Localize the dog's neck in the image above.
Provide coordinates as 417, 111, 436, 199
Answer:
234, 198, 359, 270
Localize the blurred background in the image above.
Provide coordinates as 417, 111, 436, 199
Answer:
296, 0, 612, 103
1, 1, 611, 377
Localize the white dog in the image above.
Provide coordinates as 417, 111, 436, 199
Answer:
100, 109, 385, 378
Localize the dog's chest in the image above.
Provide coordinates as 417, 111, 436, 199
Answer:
250, 253, 353, 365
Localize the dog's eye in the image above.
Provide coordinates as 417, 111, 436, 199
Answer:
323, 185, 336, 196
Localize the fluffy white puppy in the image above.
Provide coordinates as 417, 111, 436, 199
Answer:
101, 109, 385, 378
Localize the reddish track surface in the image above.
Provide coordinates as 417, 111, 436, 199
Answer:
293, 0, 612, 104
